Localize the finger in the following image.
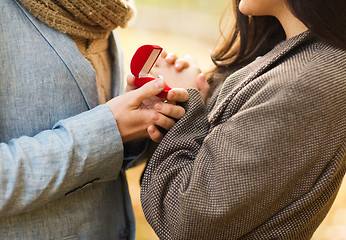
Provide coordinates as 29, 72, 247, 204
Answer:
147, 125, 164, 143
155, 53, 166, 67
163, 99, 176, 105
184, 54, 195, 61
131, 78, 166, 105
151, 112, 176, 130
154, 102, 186, 119
201, 85, 211, 102
184, 54, 199, 65
167, 88, 189, 102
174, 58, 190, 71
165, 53, 178, 64
142, 97, 160, 109
126, 75, 137, 92
196, 73, 211, 102
160, 50, 168, 59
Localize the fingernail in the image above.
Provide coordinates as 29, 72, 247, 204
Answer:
154, 102, 163, 111
175, 63, 181, 69
168, 90, 175, 100
152, 112, 160, 121
199, 73, 206, 82
154, 79, 165, 89
148, 125, 156, 134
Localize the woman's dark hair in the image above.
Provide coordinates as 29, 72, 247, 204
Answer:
287, 0, 345, 50
207, 0, 345, 84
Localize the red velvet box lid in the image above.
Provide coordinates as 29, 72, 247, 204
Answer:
130, 45, 163, 77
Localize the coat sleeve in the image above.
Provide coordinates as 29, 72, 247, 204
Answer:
140, 65, 346, 239
0, 105, 124, 216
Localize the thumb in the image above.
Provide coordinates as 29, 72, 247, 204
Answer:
196, 73, 206, 91
132, 78, 166, 105
196, 73, 210, 102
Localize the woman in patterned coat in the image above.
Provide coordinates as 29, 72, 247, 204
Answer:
137, 0, 346, 239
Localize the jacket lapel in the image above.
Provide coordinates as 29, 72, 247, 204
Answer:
15, 0, 99, 110
209, 31, 312, 124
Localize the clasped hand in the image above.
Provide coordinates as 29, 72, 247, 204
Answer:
151, 51, 210, 102
105, 50, 210, 143
106, 76, 188, 143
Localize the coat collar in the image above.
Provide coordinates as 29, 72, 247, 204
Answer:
208, 31, 312, 124
15, 0, 99, 110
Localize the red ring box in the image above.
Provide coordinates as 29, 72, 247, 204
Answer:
130, 44, 171, 98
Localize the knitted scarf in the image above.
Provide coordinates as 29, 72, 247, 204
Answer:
17, 0, 136, 39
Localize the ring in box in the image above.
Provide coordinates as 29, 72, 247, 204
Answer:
130, 44, 171, 98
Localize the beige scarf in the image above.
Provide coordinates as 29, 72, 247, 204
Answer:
18, 0, 136, 39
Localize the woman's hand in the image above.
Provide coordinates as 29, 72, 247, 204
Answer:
107, 77, 189, 143
151, 51, 200, 89
151, 51, 210, 102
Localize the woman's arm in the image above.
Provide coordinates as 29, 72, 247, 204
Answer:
140, 68, 346, 239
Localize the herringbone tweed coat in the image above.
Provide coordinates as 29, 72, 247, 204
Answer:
141, 31, 346, 239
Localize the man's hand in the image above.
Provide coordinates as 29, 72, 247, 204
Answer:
108, 77, 189, 143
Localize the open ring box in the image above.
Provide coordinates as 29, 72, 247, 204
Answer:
130, 44, 171, 98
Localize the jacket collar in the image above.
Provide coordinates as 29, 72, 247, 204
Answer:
15, 0, 99, 110
208, 31, 312, 124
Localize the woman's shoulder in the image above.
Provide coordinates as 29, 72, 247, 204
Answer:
296, 40, 345, 84
309, 40, 345, 65
282, 40, 345, 107
276, 38, 345, 90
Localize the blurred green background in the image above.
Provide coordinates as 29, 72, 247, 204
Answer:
118, 1, 346, 240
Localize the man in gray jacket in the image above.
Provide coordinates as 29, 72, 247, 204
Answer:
0, 0, 188, 239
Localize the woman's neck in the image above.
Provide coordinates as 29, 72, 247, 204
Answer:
276, 7, 308, 39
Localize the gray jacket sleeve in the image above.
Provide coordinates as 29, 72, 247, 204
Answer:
0, 105, 123, 216
141, 58, 346, 239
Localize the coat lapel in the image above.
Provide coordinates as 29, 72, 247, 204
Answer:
15, 0, 99, 110
208, 31, 312, 124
